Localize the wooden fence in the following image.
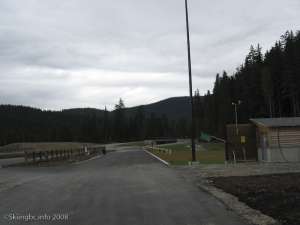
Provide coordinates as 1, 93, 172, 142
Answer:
0, 146, 106, 164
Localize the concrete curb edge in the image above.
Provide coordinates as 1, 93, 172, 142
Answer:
143, 149, 169, 166
196, 181, 280, 225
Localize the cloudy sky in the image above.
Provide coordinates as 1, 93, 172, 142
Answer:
0, 0, 299, 110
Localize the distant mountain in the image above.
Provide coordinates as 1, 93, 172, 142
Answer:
61, 96, 192, 120
63, 108, 105, 117
125, 97, 191, 120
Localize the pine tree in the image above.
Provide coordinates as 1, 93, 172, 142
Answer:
113, 98, 127, 141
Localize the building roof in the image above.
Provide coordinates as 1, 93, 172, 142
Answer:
250, 117, 300, 128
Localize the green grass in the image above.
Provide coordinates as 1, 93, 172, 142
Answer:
160, 143, 190, 151
151, 142, 225, 165
161, 142, 224, 152
199, 142, 225, 151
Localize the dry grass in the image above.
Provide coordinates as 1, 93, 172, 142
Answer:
150, 148, 225, 165
148, 142, 225, 165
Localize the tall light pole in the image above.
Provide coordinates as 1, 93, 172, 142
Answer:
185, 0, 196, 162
232, 100, 242, 135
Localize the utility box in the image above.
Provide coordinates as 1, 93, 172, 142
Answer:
226, 124, 257, 162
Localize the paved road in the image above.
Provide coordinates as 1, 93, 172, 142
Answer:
0, 149, 247, 225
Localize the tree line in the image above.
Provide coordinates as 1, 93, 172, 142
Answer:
0, 99, 190, 146
194, 31, 300, 137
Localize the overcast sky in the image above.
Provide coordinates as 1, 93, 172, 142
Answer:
0, 0, 299, 110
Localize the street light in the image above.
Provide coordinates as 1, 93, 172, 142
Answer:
184, 0, 196, 162
232, 100, 242, 135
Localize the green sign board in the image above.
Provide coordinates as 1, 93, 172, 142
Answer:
200, 132, 212, 142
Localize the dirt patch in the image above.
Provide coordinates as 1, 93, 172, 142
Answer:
211, 173, 300, 225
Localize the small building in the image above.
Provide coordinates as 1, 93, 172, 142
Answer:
250, 117, 300, 162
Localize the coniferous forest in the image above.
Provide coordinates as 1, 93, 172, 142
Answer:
0, 31, 299, 145
194, 31, 300, 137
0, 99, 190, 146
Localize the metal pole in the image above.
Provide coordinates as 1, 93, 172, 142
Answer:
185, 0, 196, 161
234, 104, 238, 135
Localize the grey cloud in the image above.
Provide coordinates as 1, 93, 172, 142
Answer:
0, 0, 299, 109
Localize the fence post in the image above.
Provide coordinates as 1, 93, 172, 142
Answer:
32, 152, 36, 162
232, 151, 237, 165
224, 125, 229, 163
24, 151, 28, 163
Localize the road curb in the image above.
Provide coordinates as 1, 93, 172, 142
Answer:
143, 149, 169, 166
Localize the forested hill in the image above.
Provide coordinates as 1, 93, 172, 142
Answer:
194, 30, 300, 137
125, 97, 191, 120
60, 97, 191, 120
0, 97, 191, 146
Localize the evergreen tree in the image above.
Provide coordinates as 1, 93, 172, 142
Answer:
113, 98, 127, 141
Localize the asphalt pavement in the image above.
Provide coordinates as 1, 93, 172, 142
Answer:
0, 157, 24, 168
0, 148, 247, 225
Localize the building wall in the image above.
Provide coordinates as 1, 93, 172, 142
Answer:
256, 126, 270, 161
258, 147, 300, 162
257, 127, 300, 162
269, 127, 300, 147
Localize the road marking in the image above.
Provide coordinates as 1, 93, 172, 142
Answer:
143, 149, 169, 166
